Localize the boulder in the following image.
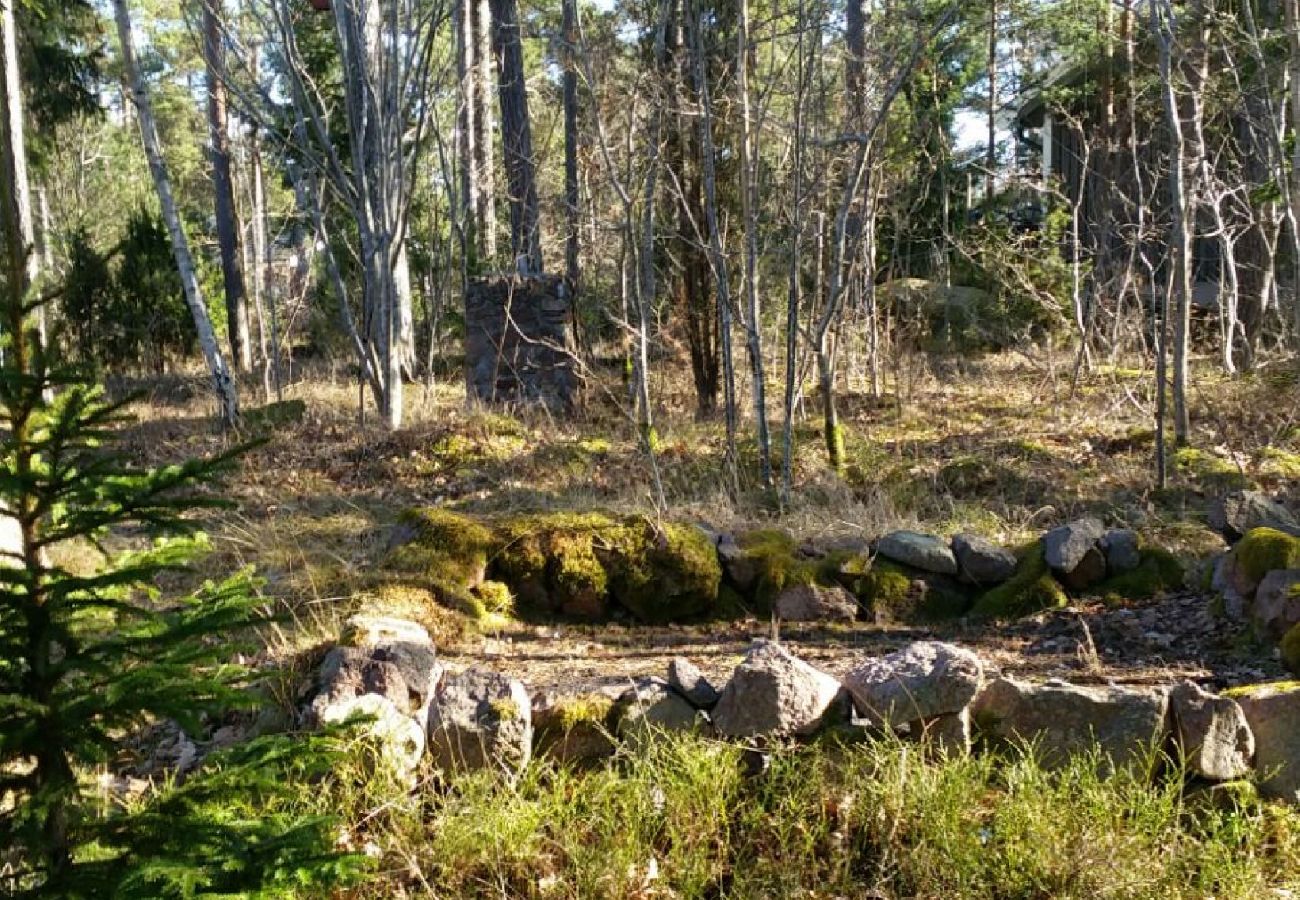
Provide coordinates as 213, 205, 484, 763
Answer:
971, 677, 1168, 770
875, 531, 959, 576
668, 657, 719, 709
1208, 491, 1300, 544
316, 694, 426, 778
1232, 682, 1300, 802
1101, 529, 1142, 575
842, 641, 984, 727
427, 670, 532, 774
614, 678, 708, 744
1042, 518, 1106, 575
1169, 681, 1254, 782
952, 534, 1017, 585
306, 627, 443, 729
1251, 569, 1300, 642
336, 614, 443, 716
712, 640, 845, 738
774, 582, 859, 622
1060, 548, 1107, 592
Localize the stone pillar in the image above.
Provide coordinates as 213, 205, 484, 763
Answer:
464, 274, 579, 410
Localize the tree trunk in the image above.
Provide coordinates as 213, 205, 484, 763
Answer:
738, 0, 772, 489
986, 0, 997, 208
687, 0, 738, 494
782, 0, 809, 503
474, 0, 497, 263
562, 0, 580, 291
455, 0, 479, 269
490, 0, 543, 273
202, 0, 251, 372
1154, 0, 1193, 447
1287, 0, 1300, 341
0, 0, 33, 297
112, 0, 239, 426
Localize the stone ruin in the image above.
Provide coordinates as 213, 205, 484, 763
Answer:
464, 274, 579, 411
295, 615, 1300, 808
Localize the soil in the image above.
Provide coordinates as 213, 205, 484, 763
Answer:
440, 589, 1284, 698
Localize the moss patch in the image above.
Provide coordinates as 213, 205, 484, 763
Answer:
1091, 547, 1185, 604
604, 519, 722, 623
1223, 680, 1300, 699
490, 512, 620, 619
970, 544, 1068, 620
1282, 623, 1300, 675
1173, 447, 1250, 493
1232, 527, 1300, 583
383, 508, 495, 612
735, 529, 800, 611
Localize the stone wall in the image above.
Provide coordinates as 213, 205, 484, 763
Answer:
464, 274, 578, 411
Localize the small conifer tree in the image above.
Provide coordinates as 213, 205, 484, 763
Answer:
0, 164, 359, 900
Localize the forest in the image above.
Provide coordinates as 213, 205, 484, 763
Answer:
3, 0, 1300, 896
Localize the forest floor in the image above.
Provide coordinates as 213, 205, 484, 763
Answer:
112, 348, 1300, 694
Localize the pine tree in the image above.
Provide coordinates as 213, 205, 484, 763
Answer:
0, 134, 359, 900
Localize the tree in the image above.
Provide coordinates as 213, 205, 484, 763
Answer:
266, 0, 442, 429
201, 0, 252, 372
490, 0, 543, 273
111, 0, 240, 427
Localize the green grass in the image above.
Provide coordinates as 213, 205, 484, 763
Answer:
296, 731, 1300, 899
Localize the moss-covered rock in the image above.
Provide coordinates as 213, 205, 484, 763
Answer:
1282, 622, 1300, 675
604, 520, 722, 623
383, 508, 495, 612
970, 544, 1068, 620
1233, 527, 1300, 585
836, 556, 971, 623
732, 529, 800, 611
490, 512, 620, 619
1090, 546, 1185, 604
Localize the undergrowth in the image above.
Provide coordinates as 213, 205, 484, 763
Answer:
312, 731, 1300, 899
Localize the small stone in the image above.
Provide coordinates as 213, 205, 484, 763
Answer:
952, 534, 1017, 585
875, 531, 959, 575
971, 677, 1168, 771
1101, 529, 1142, 575
668, 657, 720, 708
1170, 681, 1254, 782
1210, 553, 1248, 619
318, 693, 426, 778
774, 582, 859, 622
614, 678, 709, 745
718, 535, 757, 592
428, 670, 532, 774
1042, 518, 1106, 575
712, 640, 846, 738
1233, 682, 1300, 802
1209, 491, 1300, 544
842, 641, 984, 727
1251, 569, 1300, 642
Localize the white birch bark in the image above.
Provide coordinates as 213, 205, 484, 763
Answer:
112, 0, 239, 426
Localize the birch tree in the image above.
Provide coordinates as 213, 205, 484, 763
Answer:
112, 0, 240, 427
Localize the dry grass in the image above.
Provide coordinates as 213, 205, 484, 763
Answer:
106, 350, 1298, 659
